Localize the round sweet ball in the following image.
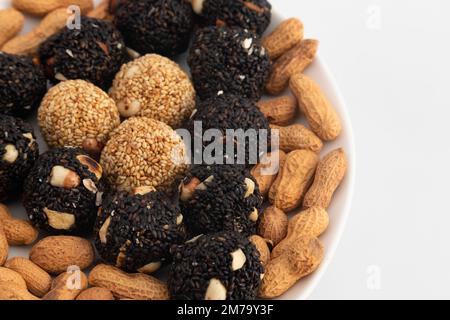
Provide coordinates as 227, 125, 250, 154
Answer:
168, 231, 264, 300
0, 52, 47, 117
38, 17, 128, 90
0, 116, 39, 201
23, 147, 105, 235
94, 187, 187, 273
188, 26, 271, 101
179, 165, 263, 236
188, 94, 270, 165
114, 0, 195, 56
192, 0, 272, 35
110, 54, 196, 128
100, 117, 187, 192
38, 80, 121, 156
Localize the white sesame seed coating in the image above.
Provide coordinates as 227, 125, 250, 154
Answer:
109, 54, 196, 128
100, 117, 187, 192
38, 80, 121, 150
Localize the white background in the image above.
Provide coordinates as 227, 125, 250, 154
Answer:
1, 0, 449, 300
275, 0, 450, 299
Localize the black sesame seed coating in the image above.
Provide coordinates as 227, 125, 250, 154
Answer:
114, 0, 195, 57
197, 0, 272, 35
168, 231, 264, 300
188, 94, 271, 165
0, 116, 39, 201
180, 165, 263, 237
0, 53, 47, 118
38, 17, 128, 90
23, 147, 104, 235
94, 190, 187, 272
188, 26, 271, 101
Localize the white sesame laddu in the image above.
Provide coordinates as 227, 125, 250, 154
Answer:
109, 54, 196, 128
100, 117, 187, 192
38, 80, 120, 156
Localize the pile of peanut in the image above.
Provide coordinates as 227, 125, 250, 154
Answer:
252, 18, 348, 298
0, 1, 348, 300
0, 203, 169, 300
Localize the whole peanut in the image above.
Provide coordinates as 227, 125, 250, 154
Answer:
2, 220, 38, 246
271, 124, 323, 153
259, 237, 324, 298
258, 206, 288, 246
262, 18, 304, 60
89, 264, 169, 300
12, 0, 93, 16
272, 207, 329, 259
258, 96, 297, 126
269, 150, 319, 212
0, 204, 38, 246
303, 148, 347, 209
0, 8, 25, 47
30, 236, 94, 274
5, 257, 52, 298
266, 39, 318, 95
2, 8, 73, 55
290, 73, 342, 141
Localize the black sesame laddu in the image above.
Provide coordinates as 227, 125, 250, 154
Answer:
0, 53, 47, 118
192, 0, 272, 35
188, 26, 271, 101
188, 94, 271, 165
179, 165, 263, 237
23, 147, 104, 235
0, 115, 39, 201
168, 231, 264, 300
38, 17, 128, 90
114, 0, 195, 57
94, 188, 187, 273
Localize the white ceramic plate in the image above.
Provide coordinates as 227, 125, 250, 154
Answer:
1, 0, 355, 300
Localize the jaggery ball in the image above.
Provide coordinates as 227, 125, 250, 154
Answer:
94, 187, 187, 273
110, 54, 196, 128
192, 0, 272, 35
114, 0, 195, 56
188, 26, 271, 101
38, 80, 121, 156
0, 52, 47, 117
38, 17, 128, 89
168, 231, 264, 300
188, 94, 270, 165
0, 116, 39, 201
179, 165, 263, 236
100, 117, 187, 192
23, 147, 105, 235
